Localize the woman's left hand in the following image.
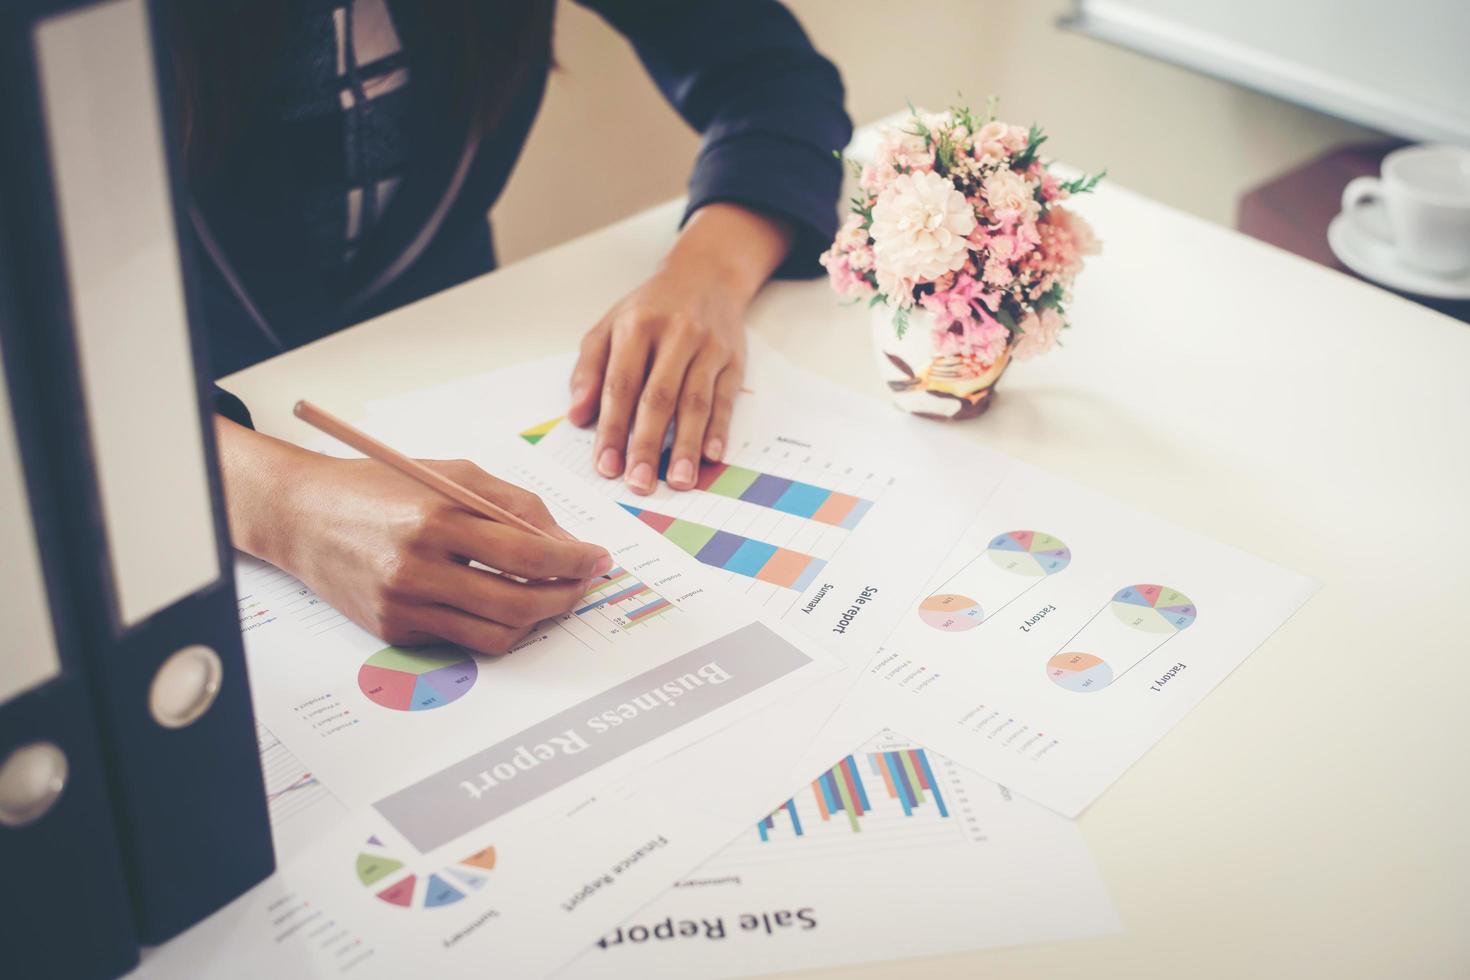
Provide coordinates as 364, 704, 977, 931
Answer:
567, 203, 793, 495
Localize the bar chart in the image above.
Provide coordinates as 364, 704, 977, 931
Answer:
523, 415, 896, 613
572, 566, 674, 630
546, 565, 680, 648
620, 506, 828, 592
702, 735, 985, 871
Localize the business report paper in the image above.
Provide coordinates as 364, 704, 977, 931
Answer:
138, 440, 846, 979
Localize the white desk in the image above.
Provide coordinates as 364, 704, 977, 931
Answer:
225, 177, 1470, 978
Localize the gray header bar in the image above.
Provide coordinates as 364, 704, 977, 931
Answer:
374, 622, 812, 851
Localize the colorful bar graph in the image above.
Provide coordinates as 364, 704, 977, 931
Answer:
572, 567, 675, 627
755, 748, 949, 842
620, 505, 827, 591
658, 452, 873, 528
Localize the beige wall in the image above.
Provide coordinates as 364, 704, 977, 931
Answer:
492, 0, 1381, 265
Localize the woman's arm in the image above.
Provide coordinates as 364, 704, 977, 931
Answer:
216, 417, 612, 655
567, 0, 851, 492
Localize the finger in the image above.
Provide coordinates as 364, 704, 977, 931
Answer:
403, 604, 535, 657
703, 361, 743, 463
623, 323, 702, 495
568, 321, 611, 428
665, 348, 724, 490
593, 321, 654, 480
407, 560, 592, 629
428, 511, 612, 580
428, 460, 577, 541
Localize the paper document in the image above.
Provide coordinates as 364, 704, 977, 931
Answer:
856, 462, 1318, 815
566, 730, 1118, 978
138, 439, 843, 979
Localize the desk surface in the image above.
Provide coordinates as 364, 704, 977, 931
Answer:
225, 177, 1470, 979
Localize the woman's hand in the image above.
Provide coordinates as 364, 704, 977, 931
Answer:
217, 419, 612, 656
567, 203, 793, 494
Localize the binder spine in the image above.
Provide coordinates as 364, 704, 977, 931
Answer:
2, 0, 273, 944
0, 181, 138, 980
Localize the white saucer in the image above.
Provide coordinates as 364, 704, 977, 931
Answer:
1327, 202, 1470, 300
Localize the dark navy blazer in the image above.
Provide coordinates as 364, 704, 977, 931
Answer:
203, 0, 850, 424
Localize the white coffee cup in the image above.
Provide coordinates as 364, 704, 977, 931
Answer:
1341, 144, 1470, 276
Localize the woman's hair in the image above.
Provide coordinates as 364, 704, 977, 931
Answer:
166, 0, 556, 173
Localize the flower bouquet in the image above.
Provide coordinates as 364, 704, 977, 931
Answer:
821, 101, 1103, 419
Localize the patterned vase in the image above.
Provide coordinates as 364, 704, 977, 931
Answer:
868, 303, 1009, 420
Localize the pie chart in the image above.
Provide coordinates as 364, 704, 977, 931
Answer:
986, 530, 1072, 576
358, 645, 478, 712
919, 593, 985, 631
1047, 652, 1112, 692
1110, 584, 1197, 634
356, 836, 496, 909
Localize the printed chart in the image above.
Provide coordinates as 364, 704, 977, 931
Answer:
357, 646, 478, 712
354, 837, 497, 910
256, 722, 347, 861
919, 530, 1071, 632
621, 505, 828, 592
1046, 584, 1198, 692
572, 566, 673, 629
237, 557, 353, 638
521, 416, 895, 613
758, 747, 948, 840
704, 736, 984, 871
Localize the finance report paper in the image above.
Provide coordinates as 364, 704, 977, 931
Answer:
137, 439, 845, 979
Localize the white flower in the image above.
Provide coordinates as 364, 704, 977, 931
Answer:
869, 170, 977, 289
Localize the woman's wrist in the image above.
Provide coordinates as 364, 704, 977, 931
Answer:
214, 416, 320, 571
659, 202, 795, 305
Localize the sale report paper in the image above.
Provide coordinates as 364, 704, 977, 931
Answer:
361, 348, 1013, 669
137, 440, 844, 979
566, 730, 1118, 979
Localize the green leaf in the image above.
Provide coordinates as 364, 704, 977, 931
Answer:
1060, 169, 1107, 195
893, 305, 910, 340
868, 293, 887, 309
1013, 124, 1048, 169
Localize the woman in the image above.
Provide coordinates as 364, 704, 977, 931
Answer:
176, 0, 851, 655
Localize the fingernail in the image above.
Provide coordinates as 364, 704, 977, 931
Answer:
590, 553, 614, 577
627, 462, 654, 493
704, 436, 724, 461
596, 447, 622, 478
571, 383, 589, 406
669, 458, 694, 488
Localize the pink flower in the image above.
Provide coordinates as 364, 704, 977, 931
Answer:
873, 125, 934, 178
1011, 307, 1064, 360
1025, 205, 1099, 288
982, 258, 1014, 287
1030, 162, 1065, 202
834, 212, 870, 251
982, 169, 1041, 227
973, 121, 1010, 161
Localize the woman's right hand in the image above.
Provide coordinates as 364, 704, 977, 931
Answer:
217, 418, 612, 656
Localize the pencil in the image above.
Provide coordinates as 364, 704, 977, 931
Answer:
293, 399, 553, 540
